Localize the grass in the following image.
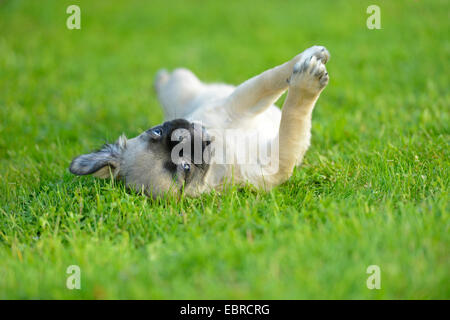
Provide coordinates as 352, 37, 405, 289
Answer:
0, 0, 448, 299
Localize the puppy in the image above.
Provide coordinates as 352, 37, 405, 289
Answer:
70, 46, 330, 197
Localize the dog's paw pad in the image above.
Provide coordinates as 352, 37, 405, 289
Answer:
316, 46, 330, 64
297, 45, 331, 66
290, 56, 329, 94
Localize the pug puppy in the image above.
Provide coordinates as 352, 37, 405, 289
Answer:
70, 46, 330, 197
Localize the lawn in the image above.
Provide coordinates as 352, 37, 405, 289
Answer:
0, 0, 448, 299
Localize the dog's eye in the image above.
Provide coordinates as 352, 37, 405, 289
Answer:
182, 162, 190, 172
151, 128, 162, 137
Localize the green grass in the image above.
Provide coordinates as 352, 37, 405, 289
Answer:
0, 0, 449, 299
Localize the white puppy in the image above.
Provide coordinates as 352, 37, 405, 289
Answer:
70, 46, 330, 197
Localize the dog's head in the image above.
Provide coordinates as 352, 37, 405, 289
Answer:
69, 119, 211, 197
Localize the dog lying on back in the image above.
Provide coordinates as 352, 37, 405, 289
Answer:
70, 46, 330, 197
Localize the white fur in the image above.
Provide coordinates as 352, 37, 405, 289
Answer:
155, 46, 330, 192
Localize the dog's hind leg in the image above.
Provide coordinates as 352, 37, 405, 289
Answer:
224, 46, 329, 120
154, 68, 205, 120
263, 55, 329, 187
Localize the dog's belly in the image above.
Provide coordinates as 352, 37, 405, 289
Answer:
185, 103, 282, 189
186, 102, 281, 140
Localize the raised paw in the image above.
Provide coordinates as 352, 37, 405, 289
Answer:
153, 69, 170, 93
289, 55, 329, 96
302, 45, 330, 64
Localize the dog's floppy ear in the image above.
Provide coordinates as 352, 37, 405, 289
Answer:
69, 135, 126, 179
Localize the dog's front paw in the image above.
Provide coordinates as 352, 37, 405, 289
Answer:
289, 55, 329, 96
306, 45, 330, 64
